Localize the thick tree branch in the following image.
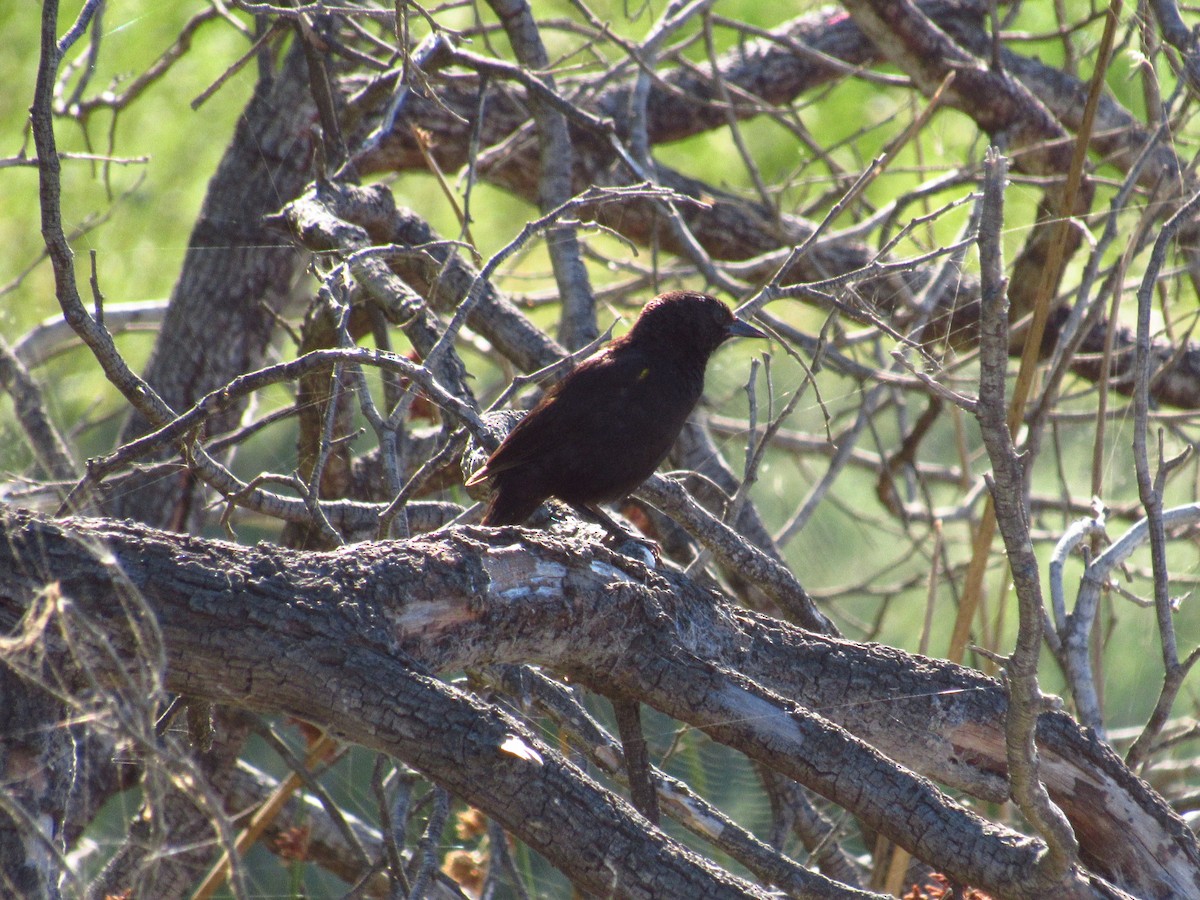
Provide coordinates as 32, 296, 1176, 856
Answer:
0, 508, 1192, 898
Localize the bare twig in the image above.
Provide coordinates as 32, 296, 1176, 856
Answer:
973, 148, 1078, 882
1126, 179, 1200, 768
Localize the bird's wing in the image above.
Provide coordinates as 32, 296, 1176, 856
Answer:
473, 349, 644, 479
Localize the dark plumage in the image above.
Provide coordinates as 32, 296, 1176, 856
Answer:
466, 291, 767, 526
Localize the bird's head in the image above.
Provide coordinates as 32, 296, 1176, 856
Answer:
627, 291, 767, 358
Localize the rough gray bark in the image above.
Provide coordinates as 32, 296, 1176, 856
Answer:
0, 507, 1192, 899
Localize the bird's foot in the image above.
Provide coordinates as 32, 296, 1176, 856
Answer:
601, 530, 661, 566
571, 502, 661, 565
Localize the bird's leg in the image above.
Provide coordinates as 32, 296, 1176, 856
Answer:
572, 502, 661, 565
575, 502, 634, 539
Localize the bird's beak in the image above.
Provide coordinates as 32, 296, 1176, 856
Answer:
727, 318, 768, 340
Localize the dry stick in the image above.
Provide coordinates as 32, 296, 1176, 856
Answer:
410, 123, 476, 247
14, 299, 166, 369
774, 384, 885, 547
686, 356, 813, 577
460, 71, 490, 243
191, 733, 339, 900
1057, 199, 1160, 724
707, 415, 966, 489
37, 94, 349, 539
320, 266, 416, 538
0, 334, 78, 487
60, 7, 223, 119
406, 787, 450, 899
614, 0, 743, 297
1037, 116, 1172, 420
330, 299, 402, 499
191, 17, 286, 110
1029, 116, 1172, 735
1027, 59, 1178, 510
1147, 0, 1200, 92
86, 439, 449, 539
487, 0, 596, 350
682, 356, 757, 579
637, 474, 834, 634
488, 664, 882, 899
422, 183, 705, 381
63, 347, 486, 514
484, 816, 531, 900
1049, 512, 1110, 733
974, 148, 1079, 884
701, 12, 774, 213
772, 190, 979, 554
1088, 161, 1164, 494
352, 31, 459, 169
1078, 505, 1200, 622
254, 721, 368, 866
441, 43, 614, 136
773, 236, 976, 344
611, 698, 660, 825
299, 298, 354, 547
872, 833, 911, 897
54, 0, 102, 59
283, 189, 477, 407
949, 4, 1121, 663
0, 786, 88, 898
918, 521, 944, 656
1124, 180, 1200, 770
371, 756, 412, 896
709, 11, 907, 88
486, 322, 616, 415
55, 549, 246, 900
739, 70, 956, 320
32, 1, 175, 429
33, 8, 252, 891
376, 429, 468, 540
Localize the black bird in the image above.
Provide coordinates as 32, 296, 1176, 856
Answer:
466, 291, 767, 528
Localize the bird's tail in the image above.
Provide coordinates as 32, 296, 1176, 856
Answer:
480, 487, 543, 527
